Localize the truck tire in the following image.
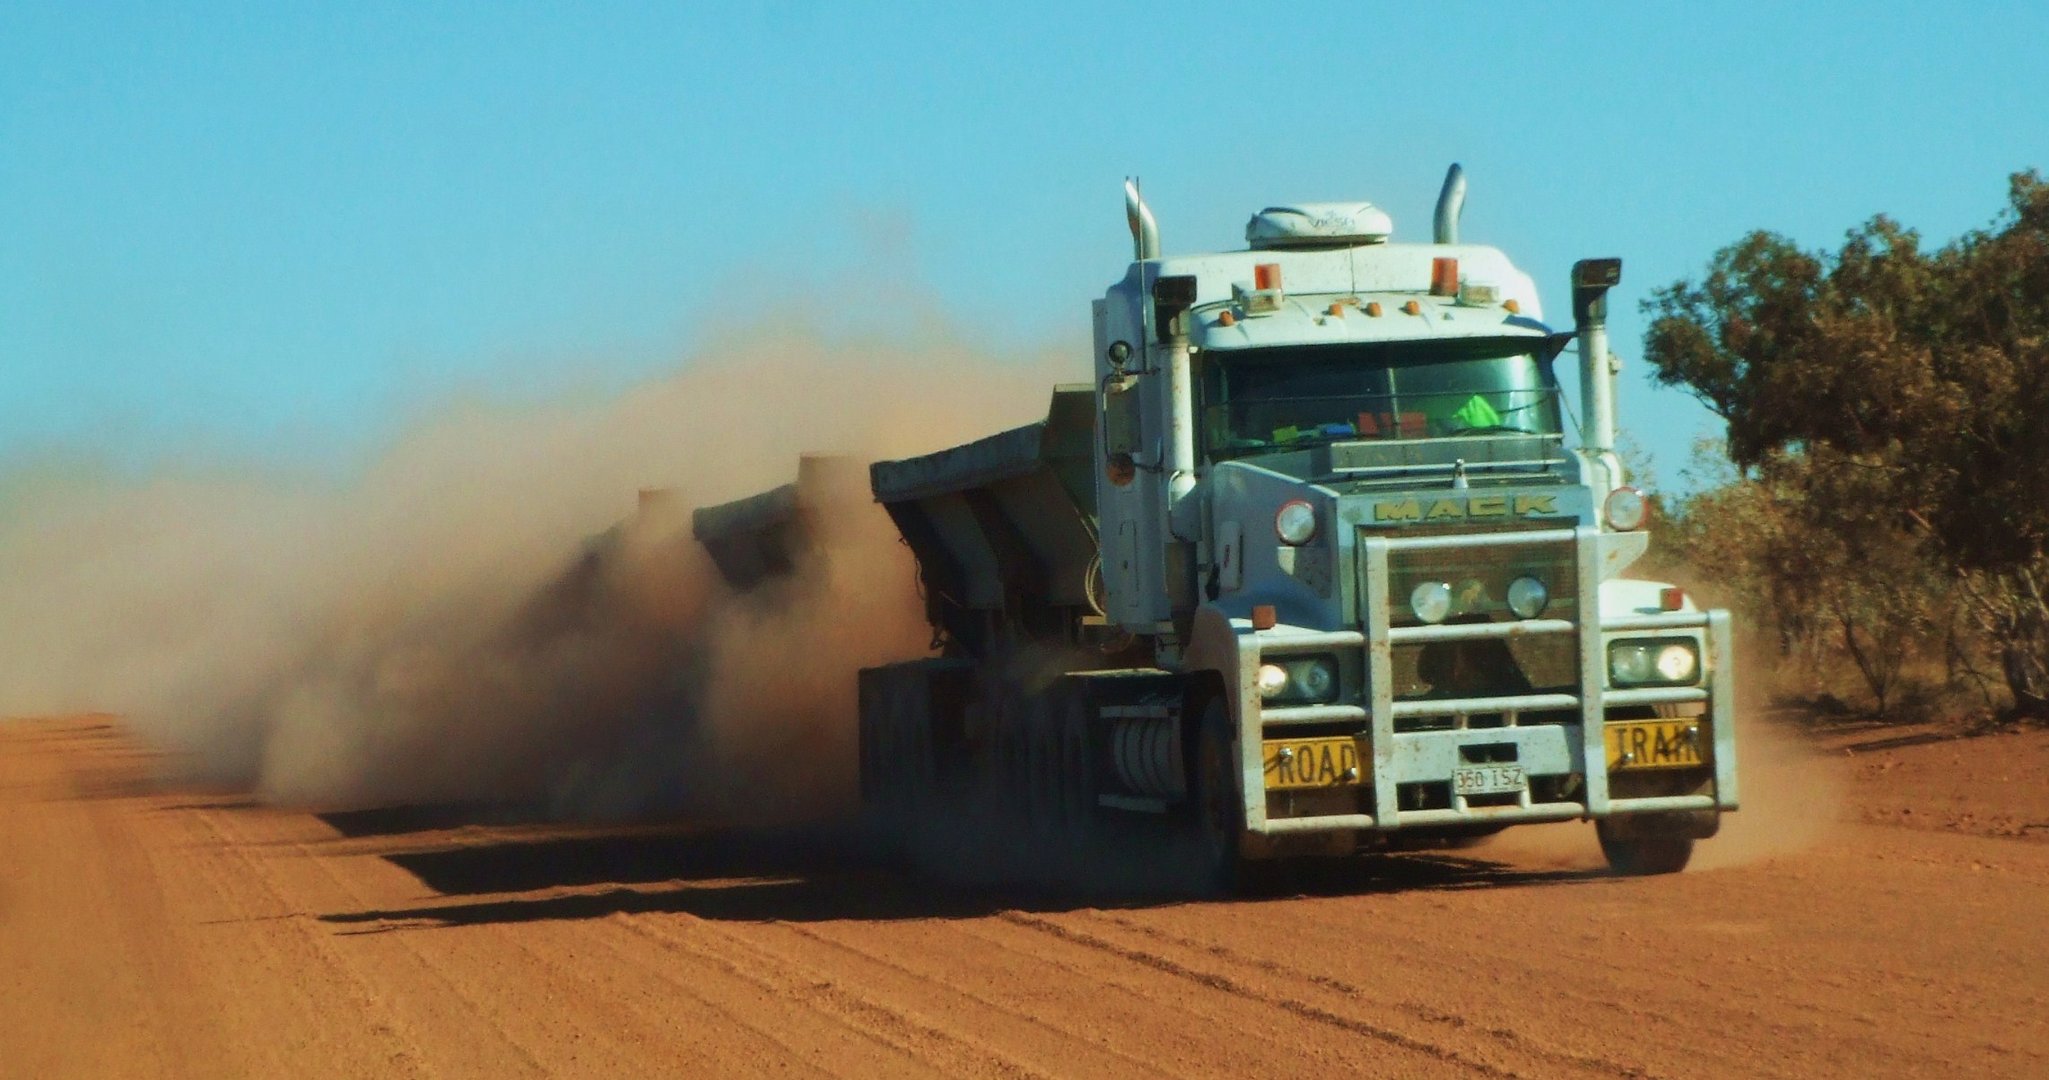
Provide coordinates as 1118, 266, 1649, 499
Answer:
1056, 684, 1096, 848
1192, 696, 1246, 895
1024, 693, 1061, 842
1596, 819, 1695, 875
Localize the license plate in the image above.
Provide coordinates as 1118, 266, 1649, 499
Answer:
1262, 736, 1363, 790
1452, 764, 1526, 796
1606, 719, 1705, 770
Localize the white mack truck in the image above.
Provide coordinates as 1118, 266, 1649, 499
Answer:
695, 166, 1738, 888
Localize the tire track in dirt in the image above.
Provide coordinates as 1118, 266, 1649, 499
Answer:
753, 919, 1187, 1078
988, 910, 1539, 1079
179, 807, 450, 1079
1075, 909, 1657, 1080
1128, 890, 1908, 1080
617, 909, 1052, 1078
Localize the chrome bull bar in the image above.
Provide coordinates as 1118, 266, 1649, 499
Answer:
1238, 526, 1738, 836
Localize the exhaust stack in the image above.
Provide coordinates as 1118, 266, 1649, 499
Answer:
1433, 163, 1467, 244
1572, 258, 1624, 470
1124, 179, 1160, 261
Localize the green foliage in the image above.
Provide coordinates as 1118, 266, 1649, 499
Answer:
1644, 172, 2049, 716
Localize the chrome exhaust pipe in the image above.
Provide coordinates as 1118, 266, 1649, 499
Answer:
1124, 178, 1160, 261
1433, 163, 1466, 244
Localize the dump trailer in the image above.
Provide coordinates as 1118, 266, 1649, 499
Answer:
705, 167, 1738, 887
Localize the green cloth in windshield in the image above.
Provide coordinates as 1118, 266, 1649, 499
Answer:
1450, 394, 1502, 431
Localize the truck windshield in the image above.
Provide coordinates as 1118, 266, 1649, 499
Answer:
1199, 337, 1563, 459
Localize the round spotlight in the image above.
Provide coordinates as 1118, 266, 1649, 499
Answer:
1410, 581, 1453, 624
1609, 643, 1656, 684
1255, 663, 1290, 699
1506, 575, 1549, 619
1275, 500, 1317, 545
1655, 643, 1699, 683
1604, 486, 1649, 531
1291, 658, 1337, 701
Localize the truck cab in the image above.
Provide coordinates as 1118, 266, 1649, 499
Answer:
1094, 171, 1736, 876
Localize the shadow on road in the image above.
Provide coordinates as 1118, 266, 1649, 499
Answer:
312, 816, 1607, 932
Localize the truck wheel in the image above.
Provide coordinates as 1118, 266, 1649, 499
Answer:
1025, 695, 1061, 842
1596, 820, 1694, 875
1056, 685, 1096, 848
1192, 696, 1246, 895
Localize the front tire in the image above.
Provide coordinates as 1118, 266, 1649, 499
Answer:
1596, 819, 1695, 875
1192, 696, 1247, 895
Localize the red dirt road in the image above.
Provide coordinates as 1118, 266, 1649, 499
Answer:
2, 716, 2045, 1079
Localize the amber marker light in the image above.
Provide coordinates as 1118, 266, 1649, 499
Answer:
1251, 604, 1278, 630
1327, 302, 1344, 317
1403, 300, 1422, 315
1430, 257, 1459, 296
1365, 301, 1382, 317
1504, 299, 1521, 314
1218, 309, 1236, 327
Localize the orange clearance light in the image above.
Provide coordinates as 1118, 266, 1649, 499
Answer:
1504, 298, 1521, 314
1660, 586, 1687, 611
1218, 309, 1236, 327
1327, 301, 1345, 317
1251, 604, 1278, 630
1403, 299, 1422, 316
1430, 257, 1459, 296
1365, 301, 1383, 317
1254, 262, 1282, 291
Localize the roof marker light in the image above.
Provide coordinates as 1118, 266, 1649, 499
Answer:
1365, 301, 1382, 317
1403, 300, 1422, 316
1218, 309, 1236, 327
1431, 257, 1459, 296
1327, 302, 1345, 317
1504, 299, 1521, 314
1458, 281, 1501, 306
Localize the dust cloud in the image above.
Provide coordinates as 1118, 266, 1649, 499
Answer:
0, 327, 1066, 819
1479, 631, 1846, 873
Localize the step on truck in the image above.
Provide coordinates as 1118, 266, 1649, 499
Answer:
695, 167, 1738, 887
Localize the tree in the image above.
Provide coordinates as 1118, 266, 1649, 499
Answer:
1643, 172, 2049, 716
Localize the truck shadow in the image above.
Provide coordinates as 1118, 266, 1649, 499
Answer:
314, 818, 1607, 933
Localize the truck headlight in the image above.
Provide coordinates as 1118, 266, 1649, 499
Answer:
1275, 500, 1317, 545
1506, 575, 1549, 619
1287, 657, 1337, 701
1608, 638, 1700, 686
1410, 581, 1453, 624
1603, 486, 1649, 531
1255, 657, 1338, 703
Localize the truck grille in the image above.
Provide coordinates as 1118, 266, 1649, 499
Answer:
1375, 525, 1581, 730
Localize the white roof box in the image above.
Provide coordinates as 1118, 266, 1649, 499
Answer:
1245, 201, 1394, 249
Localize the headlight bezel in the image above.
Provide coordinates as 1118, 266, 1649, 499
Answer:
1255, 655, 1341, 705
1505, 575, 1550, 619
1410, 580, 1454, 624
1275, 499, 1318, 546
1603, 486, 1650, 531
1607, 636, 1702, 687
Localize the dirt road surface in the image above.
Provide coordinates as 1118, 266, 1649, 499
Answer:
3, 716, 2045, 1079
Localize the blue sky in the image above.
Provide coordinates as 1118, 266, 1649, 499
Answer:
4, 1, 2043, 488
